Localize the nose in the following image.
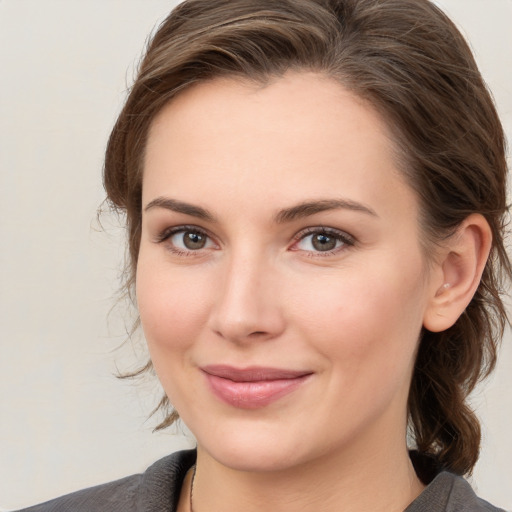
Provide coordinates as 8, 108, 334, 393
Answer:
207, 251, 286, 344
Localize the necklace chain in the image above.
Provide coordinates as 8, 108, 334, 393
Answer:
189, 464, 197, 512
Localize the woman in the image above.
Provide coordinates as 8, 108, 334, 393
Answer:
17, 0, 510, 510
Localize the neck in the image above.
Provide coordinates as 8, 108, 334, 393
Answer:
186, 436, 424, 512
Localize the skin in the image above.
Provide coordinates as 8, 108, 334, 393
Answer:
136, 72, 489, 512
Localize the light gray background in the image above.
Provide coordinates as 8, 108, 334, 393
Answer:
1, 1, 511, 510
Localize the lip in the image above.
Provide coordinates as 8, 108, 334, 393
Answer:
201, 365, 313, 409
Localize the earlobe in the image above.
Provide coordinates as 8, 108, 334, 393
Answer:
423, 214, 492, 333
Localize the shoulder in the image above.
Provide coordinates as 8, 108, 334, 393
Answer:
14, 449, 197, 512
406, 471, 507, 512
13, 474, 142, 512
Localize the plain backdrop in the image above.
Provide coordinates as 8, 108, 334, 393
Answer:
1, 1, 511, 510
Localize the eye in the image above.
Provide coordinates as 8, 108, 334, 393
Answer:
171, 230, 210, 250
292, 228, 354, 254
156, 226, 216, 254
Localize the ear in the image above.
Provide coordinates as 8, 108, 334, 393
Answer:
423, 214, 492, 333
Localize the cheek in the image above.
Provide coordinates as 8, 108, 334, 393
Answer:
135, 256, 214, 413
136, 257, 211, 353
292, 261, 426, 382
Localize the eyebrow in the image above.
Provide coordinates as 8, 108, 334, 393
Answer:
144, 197, 216, 222
144, 196, 377, 223
273, 199, 378, 223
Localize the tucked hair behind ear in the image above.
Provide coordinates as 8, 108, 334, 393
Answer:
104, 0, 510, 475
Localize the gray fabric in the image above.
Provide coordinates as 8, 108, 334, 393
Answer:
16, 449, 505, 511
16, 450, 196, 512
405, 472, 506, 512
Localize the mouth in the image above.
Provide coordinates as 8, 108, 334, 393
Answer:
201, 365, 313, 409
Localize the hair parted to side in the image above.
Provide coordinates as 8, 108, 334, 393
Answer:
104, 0, 510, 475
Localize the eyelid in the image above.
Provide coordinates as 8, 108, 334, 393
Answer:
290, 226, 356, 254
153, 224, 219, 255
153, 224, 210, 243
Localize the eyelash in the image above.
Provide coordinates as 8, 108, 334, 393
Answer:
154, 225, 216, 256
290, 227, 355, 257
154, 225, 355, 257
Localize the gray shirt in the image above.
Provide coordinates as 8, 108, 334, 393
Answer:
16, 450, 506, 512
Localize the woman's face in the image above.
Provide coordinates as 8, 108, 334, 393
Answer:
137, 72, 439, 472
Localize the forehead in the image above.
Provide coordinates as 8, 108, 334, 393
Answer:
143, 72, 415, 220
148, 72, 392, 153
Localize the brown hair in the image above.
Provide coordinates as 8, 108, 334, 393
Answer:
104, 0, 510, 475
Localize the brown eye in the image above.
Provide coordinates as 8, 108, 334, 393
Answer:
311, 233, 337, 251
182, 231, 207, 250
293, 228, 354, 255
166, 228, 214, 252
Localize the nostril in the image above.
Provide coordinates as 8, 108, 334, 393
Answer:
249, 331, 268, 337
213, 328, 274, 342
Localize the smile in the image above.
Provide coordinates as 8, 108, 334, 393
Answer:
201, 365, 313, 409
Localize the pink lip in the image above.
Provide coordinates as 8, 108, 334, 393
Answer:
201, 365, 313, 409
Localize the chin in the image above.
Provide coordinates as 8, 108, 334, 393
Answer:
206, 443, 305, 473
193, 418, 329, 474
